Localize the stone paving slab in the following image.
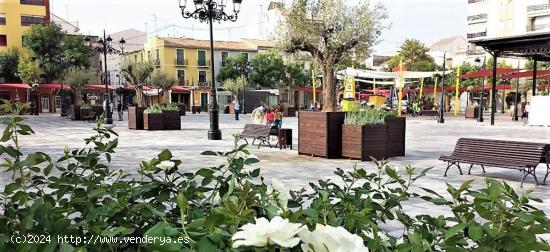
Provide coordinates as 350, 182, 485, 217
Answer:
2, 113, 550, 235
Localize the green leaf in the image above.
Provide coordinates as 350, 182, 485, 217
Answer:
4, 182, 19, 194
144, 222, 182, 252
60, 243, 75, 252
158, 149, 173, 161
468, 224, 483, 241
201, 150, 218, 156
445, 223, 466, 241
205, 214, 225, 231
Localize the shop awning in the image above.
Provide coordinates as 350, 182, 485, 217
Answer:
0, 84, 31, 90
500, 70, 550, 79
461, 68, 520, 79
170, 86, 191, 94
87, 84, 117, 90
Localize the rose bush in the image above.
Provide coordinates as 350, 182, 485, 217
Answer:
0, 100, 549, 252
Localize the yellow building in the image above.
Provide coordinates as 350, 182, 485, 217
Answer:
0, 0, 50, 52
126, 37, 258, 111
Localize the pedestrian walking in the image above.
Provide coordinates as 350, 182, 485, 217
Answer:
117, 102, 123, 121
234, 100, 240, 121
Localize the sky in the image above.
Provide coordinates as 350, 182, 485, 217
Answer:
50, 0, 467, 54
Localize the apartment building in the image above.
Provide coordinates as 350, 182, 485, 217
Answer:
0, 0, 50, 52
467, 0, 550, 62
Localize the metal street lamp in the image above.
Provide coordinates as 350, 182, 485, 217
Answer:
179, 0, 242, 140
475, 57, 486, 122
438, 52, 446, 124
85, 31, 124, 124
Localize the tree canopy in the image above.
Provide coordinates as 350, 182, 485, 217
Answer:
22, 23, 94, 83
17, 57, 43, 85
150, 71, 177, 104
222, 76, 246, 99
216, 54, 250, 83
63, 67, 98, 105
279, 0, 386, 111
0, 48, 21, 83
285, 62, 309, 87
386, 39, 437, 72
121, 61, 154, 107
249, 51, 286, 88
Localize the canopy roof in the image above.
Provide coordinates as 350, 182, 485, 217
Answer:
470, 32, 550, 61
336, 68, 453, 80
500, 70, 550, 79
461, 68, 520, 79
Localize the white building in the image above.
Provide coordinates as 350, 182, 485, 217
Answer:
258, 2, 285, 40
106, 29, 147, 86
429, 36, 469, 67
467, 0, 550, 64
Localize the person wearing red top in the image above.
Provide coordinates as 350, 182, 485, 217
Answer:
265, 108, 275, 125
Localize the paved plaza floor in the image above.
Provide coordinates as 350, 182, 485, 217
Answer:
3, 112, 550, 234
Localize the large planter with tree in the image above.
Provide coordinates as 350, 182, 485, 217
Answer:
465, 106, 479, 119
385, 116, 406, 157
298, 111, 346, 159
177, 103, 186, 116
341, 111, 388, 161
63, 67, 97, 121
143, 106, 164, 131
128, 106, 145, 130
162, 104, 181, 130
69, 105, 81, 121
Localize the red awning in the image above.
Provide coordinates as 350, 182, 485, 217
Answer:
461, 68, 520, 79
170, 86, 191, 94
500, 70, 550, 79
297, 87, 323, 93
0, 84, 31, 90
38, 83, 70, 90
87, 84, 117, 90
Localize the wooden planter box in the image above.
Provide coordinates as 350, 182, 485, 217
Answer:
128, 107, 145, 130
342, 124, 388, 161
385, 117, 406, 157
298, 111, 346, 159
163, 110, 181, 130
144, 112, 164, 131
70, 105, 81, 120
465, 107, 479, 118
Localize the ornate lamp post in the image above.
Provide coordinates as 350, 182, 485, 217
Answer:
85, 31, 125, 124
475, 57, 486, 122
179, 0, 243, 140
438, 52, 446, 124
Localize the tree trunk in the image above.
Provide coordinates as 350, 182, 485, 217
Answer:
135, 86, 146, 107
321, 64, 337, 112
75, 90, 82, 106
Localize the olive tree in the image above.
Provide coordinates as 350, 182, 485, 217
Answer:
278, 0, 386, 111
150, 71, 177, 104
121, 61, 154, 107
222, 76, 246, 100
63, 67, 98, 106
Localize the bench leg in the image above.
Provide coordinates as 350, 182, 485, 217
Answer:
521, 167, 539, 188
444, 161, 462, 177
468, 164, 474, 175
481, 165, 486, 174
543, 163, 550, 185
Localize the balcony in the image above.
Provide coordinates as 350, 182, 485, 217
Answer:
527, 4, 550, 17
175, 59, 188, 66
467, 31, 487, 39
197, 82, 210, 87
20, 0, 45, 6
528, 23, 550, 32
197, 60, 211, 67
467, 14, 488, 24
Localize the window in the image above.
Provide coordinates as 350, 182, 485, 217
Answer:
177, 70, 185, 85
176, 48, 185, 65
21, 15, 45, 26
198, 50, 207, 66
155, 49, 160, 65
0, 14, 5, 25
134, 54, 137, 62
147, 51, 151, 61
221, 51, 228, 67
0, 35, 6, 47
20, 0, 44, 5
199, 71, 207, 83
140, 52, 144, 63
241, 52, 249, 61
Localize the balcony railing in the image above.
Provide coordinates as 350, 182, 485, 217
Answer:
529, 23, 550, 31
467, 31, 487, 39
197, 60, 211, 67
197, 82, 210, 87
20, 0, 44, 6
467, 14, 488, 23
468, 0, 483, 4
528, 4, 549, 12
175, 59, 188, 66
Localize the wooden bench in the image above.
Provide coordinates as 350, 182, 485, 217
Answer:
82, 111, 97, 122
237, 124, 274, 149
440, 138, 550, 187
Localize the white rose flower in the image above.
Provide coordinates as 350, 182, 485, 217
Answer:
232, 216, 306, 248
300, 224, 368, 252
267, 179, 291, 210
157, 160, 175, 170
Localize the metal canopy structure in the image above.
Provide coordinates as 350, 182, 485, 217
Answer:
470, 32, 550, 125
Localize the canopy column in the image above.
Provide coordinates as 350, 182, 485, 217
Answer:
491, 53, 498, 126
532, 59, 538, 97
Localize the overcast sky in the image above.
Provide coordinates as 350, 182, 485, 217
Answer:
50, 0, 467, 53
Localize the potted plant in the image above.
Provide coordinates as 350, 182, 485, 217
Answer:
121, 61, 154, 130
383, 110, 406, 157
341, 110, 388, 161
298, 110, 346, 159
143, 105, 164, 131
80, 103, 93, 119
465, 104, 480, 118
63, 67, 97, 121
162, 103, 181, 130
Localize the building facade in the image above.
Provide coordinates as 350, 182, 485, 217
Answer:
0, 0, 50, 52
467, 0, 550, 63
429, 36, 469, 67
